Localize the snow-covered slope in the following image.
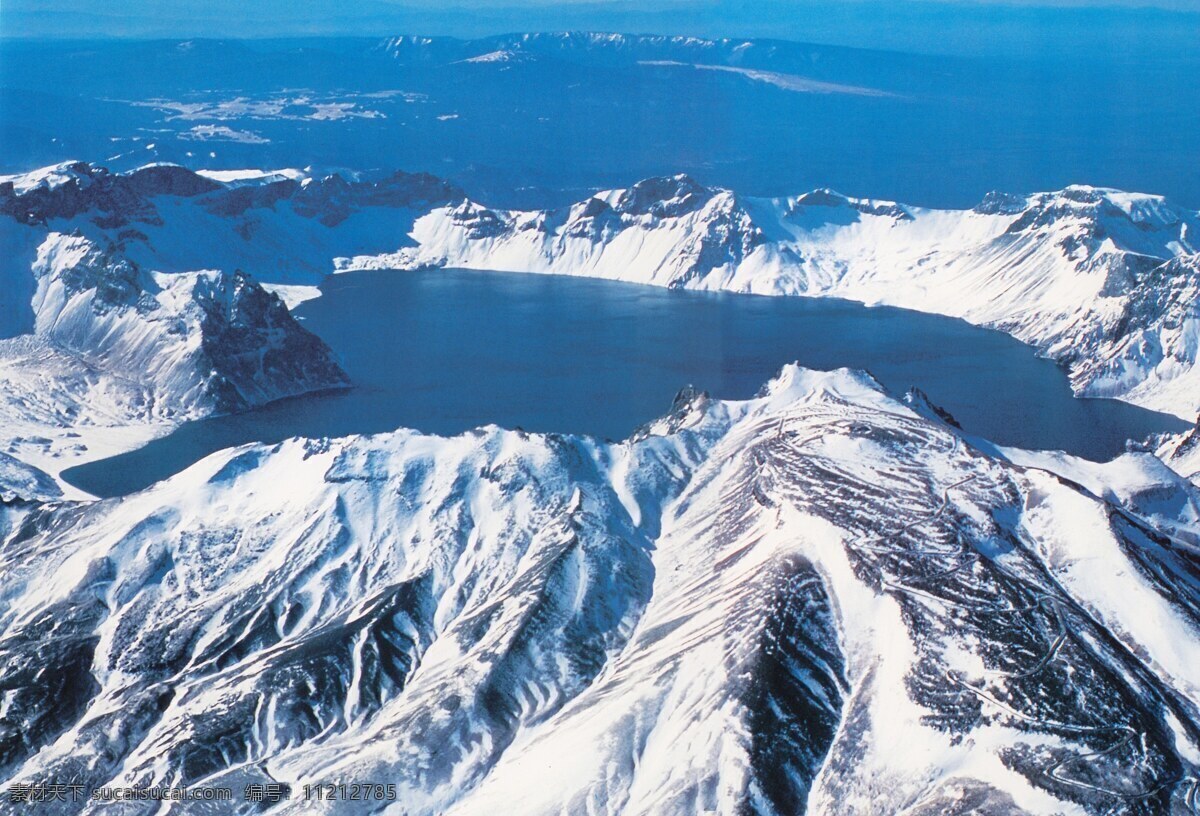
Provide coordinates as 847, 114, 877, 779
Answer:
8, 162, 1199, 425
0, 162, 465, 324
1159, 421, 1200, 486
0, 452, 61, 504
6, 161, 1200, 483
0, 231, 348, 490
0, 366, 1197, 814
29, 232, 347, 415
339, 176, 1200, 425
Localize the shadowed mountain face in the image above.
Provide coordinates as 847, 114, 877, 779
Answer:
0, 366, 1198, 814
0, 162, 464, 229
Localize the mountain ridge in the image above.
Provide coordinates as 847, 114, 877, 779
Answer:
340, 172, 1200, 426
3, 160, 1199, 489
0, 364, 1197, 813
0, 227, 348, 497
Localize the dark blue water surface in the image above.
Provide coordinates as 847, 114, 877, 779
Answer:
62, 269, 1189, 498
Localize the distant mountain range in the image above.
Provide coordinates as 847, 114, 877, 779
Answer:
5, 32, 1200, 211
5, 1, 1198, 60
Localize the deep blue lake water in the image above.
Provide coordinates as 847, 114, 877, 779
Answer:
62, 268, 1190, 498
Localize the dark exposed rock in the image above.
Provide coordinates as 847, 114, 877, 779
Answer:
192, 270, 350, 412
903, 387, 963, 429
794, 188, 915, 220
614, 174, 713, 219
974, 190, 1027, 216
1, 162, 465, 232
448, 199, 510, 238
0, 163, 219, 227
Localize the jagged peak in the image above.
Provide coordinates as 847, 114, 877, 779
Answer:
449, 197, 498, 216
790, 187, 914, 220
33, 231, 155, 294
611, 174, 719, 218
903, 387, 963, 429
996, 185, 1196, 256
1021, 184, 1190, 228
0, 160, 96, 195
27, 232, 348, 415
973, 189, 1029, 215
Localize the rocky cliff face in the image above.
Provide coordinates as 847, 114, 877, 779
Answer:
1086, 254, 1200, 422
0, 162, 220, 226
29, 232, 348, 418
0, 366, 1197, 814
0, 231, 348, 491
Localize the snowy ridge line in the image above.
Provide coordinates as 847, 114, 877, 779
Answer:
0, 230, 349, 498
4, 159, 1200, 480
337, 173, 1200, 429
0, 364, 1198, 813
837, 436, 1198, 805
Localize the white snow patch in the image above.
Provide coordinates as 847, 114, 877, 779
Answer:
639, 60, 895, 97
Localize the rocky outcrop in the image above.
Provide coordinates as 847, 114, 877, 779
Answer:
1, 161, 464, 230
0, 162, 220, 227
28, 232, 349, 418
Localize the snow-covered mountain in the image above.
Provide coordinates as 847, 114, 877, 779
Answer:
9, 163, 1198, 429
1159, 419, 1200, 486
6, 161, 1200, 483
0, 228, 348, 494
0, 161, 462, 231
379, 32, 871, 73
29, 232, 348, 415
0, 161, 480, 490
1, 365, 1198, 814
340, 175, 1200, 426
0, 161, 464, 319
2, 160, 1200, 812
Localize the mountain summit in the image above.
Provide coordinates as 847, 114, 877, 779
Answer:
0, 366, 1197, 813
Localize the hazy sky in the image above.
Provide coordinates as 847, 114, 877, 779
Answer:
3, 0, 1198, 57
